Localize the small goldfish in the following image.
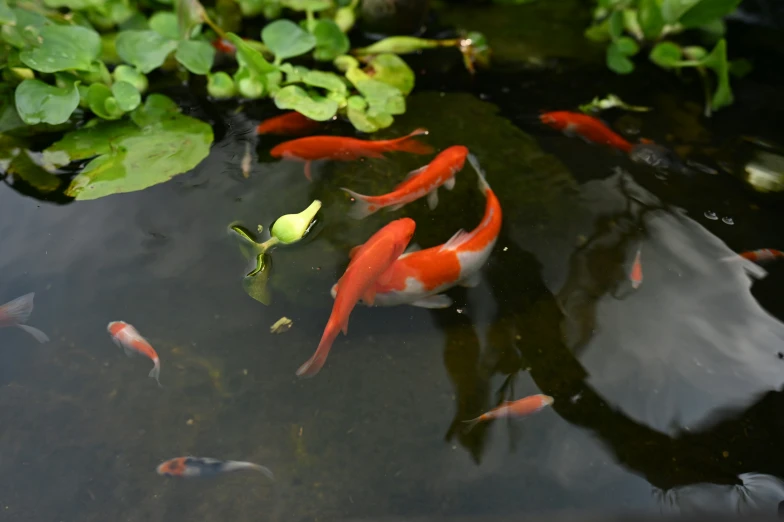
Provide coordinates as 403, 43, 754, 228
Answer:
256, 111, 321, 136
738, 249, 784, 263
157, 457, 274, 479
342, 145, 469, 219
464, 394, 554, 431
211, 39, 236, 54
107, 321, 161, 386
0, 292, 49, 343
540, 111, 633, 153
270, 128, 434, 181
630, 246, 643, 289
297, 218, 416, 377
241, 142, 252, 178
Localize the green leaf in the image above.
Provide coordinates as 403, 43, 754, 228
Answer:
679, 0, 741, 28
353, 36, 441, 55
280, 0, 331, 11
273, 85, 338, 121
86, 83, 124, 120
149, 12, 180, 40
47, 94, 213, 200
701, 39, 732, 110
346, 95, 392, 133
606, 37, 638, 75
177, 0, 206, 39
302, 70, 347, 95
638, 0, 665, 39
175, 39, 215, 74
8, 150, 61, 193
261, 19, 316, 63
15, 79, 79, 125
113, 64, 148, 93
0, 0, 16, 25
279, 62, 308, 82
207, 71, 236, 98
226, 33, 276, 74
20, 25, 101, 73
347, 68, 405, 116
649, 41, 683, 68
116, 30, 178, 73
608, 10, 623, 40
312, 19, 349, 61
584, 19, 612, 42
44, 0, 104, 8
366, 53, 414, 95
615, 36, 639, 55
659, 0, 700, 24
234, 66, 264, 98
236, 0, 266, 16
729, 58, 752, 78
111, 81, 141, 112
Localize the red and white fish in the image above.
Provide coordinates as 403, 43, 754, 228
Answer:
540, 111, 633, 153
297, 218, 416, 378
0, 292, 49, 343
721, 248, 784, 280
342, 145, 469, 219
211, 38, 236, 54
334, 155, 500, 309
270, 128, 434, 181
630, 246, 643, 289
256, 111, 321, 136
107, 321, 161, 386
463, 394, 554, 431
157, 456, 274, 479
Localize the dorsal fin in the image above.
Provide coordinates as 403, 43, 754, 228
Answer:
440, 229, 469, 251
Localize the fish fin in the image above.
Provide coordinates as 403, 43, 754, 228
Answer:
466, 153, 491, 193
410, 294, 452, 309
296, 323, 340, 378
149, 359, 162, 387
349, 246, 362, 260
441, 229, 469, 251
341, 316, 349, 335
739, 258, 769, 280
250, 463, 275, 480
405, 243, 421, 254
0, 292, 35, 324
426, 190, 439, 210
386, 203, 405, 212
401, 164, 428, 182
362, 286, 376, 306
389, 128, 434, 154
462, 417, 482, 432
444, 176, 456, 190
341, 188, 378, 219
459, 272, 482, 288
16, 324, 49, 343
304, 161, 312, 181
122, 344, 137, 358
330, 283, 338, 299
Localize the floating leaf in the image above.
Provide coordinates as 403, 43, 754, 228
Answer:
175, 39, 215, 74
243, 252, 272, 305
679, 0, 742, 28
366, 53, 414, 95
333, 54, 359, 71
47, 94, 213, 200
113, 65, 148, 93
111, 81, 141, 112
234, 66, 265, 98
608, 10, 623, 39
312, 19, 349, 61
15, 79, 79, 125
579, 94, 652, 113
638, 0, 665, 39
280, 0, 331, 11
649, 41, 682, 68
262, 19, 316, 63
353, 36, 442, 55
87, 83, 124, 120
207, 71, 236, 98
0, 0, 15, 25
660, 0, 700, 24
606, 36, 638, 74
20, 25, 101, 73
347, 68, 405, 115
226, 33, 276, 74
273, 85, 338, 121
149, 12, 180, 40
116, 30, 178, 73
8, 150, 61, 193
302, 70, 346, 95
177, 0, 206, 39
346, 95, 392, 133
44, 0, 104, 8
701, 39, 732, 110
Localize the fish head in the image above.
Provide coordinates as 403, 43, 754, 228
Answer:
542, 395, 555, 406
157, 458, 186, 477
107, 321, 127, 336
539, 111, 565, 129
387, 218, 417, 258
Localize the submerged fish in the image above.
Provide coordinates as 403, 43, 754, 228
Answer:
256, 111, 321, 136
0, 292, 49, 343
270, 128, 434, 181
540, 111, 633, 153
722, 249, 784, 280
342, 145, 469, 219
297, 218, 416, 378
628, 143, 693, 175
211, 39, 236, 54
157, 457, 274, 479
630, 246, 643, 289
337, 154, 500, 309
463, 394, 554, 431
241, 142, 252, 179
107, 321, 161, 386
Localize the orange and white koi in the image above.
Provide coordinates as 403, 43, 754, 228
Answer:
540, 111, 633, 153
211, 39, 236, 54
342, 145, 469, 219
721, 248, 784, 280
630, 246, 643, 289
463, 394, 554, 431
334, 155, 500, 309
297, 218, 416, 378
107, 321, 161, 386
270, 128, 434, 181
0, 292, 49, 343
256, 111, 321, 135
157, 457, 274, 479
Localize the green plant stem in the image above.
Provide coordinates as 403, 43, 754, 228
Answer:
696, 66, 712, 117
202, 13, 228, 41
257, 236, 281, 253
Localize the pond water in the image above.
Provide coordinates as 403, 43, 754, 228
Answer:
2, 3, 784, 522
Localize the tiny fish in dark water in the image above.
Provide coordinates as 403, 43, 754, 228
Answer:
157, 457, 274, 479
0, 293, 49, 343
628, 143, 693, 175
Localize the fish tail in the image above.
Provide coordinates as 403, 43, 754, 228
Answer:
466, 153, 490, 193
223, 461, 275, 480
0, 292, 36, 324
738, 257, 769, 280
385, 128, 434, 154
341, 188, 379, 219
296, 320, 341, 378
16, 324, 49, 343
462, 416, 482, 432
149, 358, 162, 387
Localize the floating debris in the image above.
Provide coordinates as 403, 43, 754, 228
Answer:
722, 216, 734, 225
579, 94, 652, 114
270, 317, 293, 334
704, 211, 718, 220
241, 142, 252, 178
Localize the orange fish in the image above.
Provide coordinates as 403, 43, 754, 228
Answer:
211, 39, 236, 54
464, 394, 554, 431
256, 111, 321, 136
630, 246, 643, 289
270, 128, 434, 181
540, 111, 633, 153
336, 154, 500, 309
739, 249, 784, 263
0, 292, 49, 343
297, 218, 416, 378
342, 145, 469, 219
157, 457, 273, 479
107, 321, 161, 386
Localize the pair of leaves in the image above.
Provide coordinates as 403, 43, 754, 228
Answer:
116, 28, 215, 75
273, 68, 346, 120
660, 0, 741, 28
260, 18, 348, 64
15, 80, 80, 125
85, 81, 141, 120
606, 36, 639, 75
20, 24, 101, 73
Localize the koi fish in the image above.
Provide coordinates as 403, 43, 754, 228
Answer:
157, 457, 274, 479
342, 145, 469, 219
211, 39, 236, 54
463, 394, 554, 431
107, 321, 161, 386
335, 154, 500, 309
270, 128, 434, 181
0, 292, 49, 343
721, 249, 784, 280
297, 218, 416, 378
630, 246, 643, 289
540, 111, 633, 153
256, 111, 321, 136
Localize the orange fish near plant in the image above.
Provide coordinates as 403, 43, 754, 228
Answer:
157, 457, 274, 479
256, 111, 321, 136
342, 145, 469, 219
540, 111, 633, 153
463, 394, 554, 431
211, 39, 236, 54
297, 218, 416, 378
630, 246, 643, 289
722, 248, 784, 280
270, 128, 434, 181
107, 321, 161, 386
0, 292, 49, 343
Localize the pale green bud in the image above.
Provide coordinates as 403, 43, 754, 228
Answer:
207, 72, 236, 99
271, 200, 321, 244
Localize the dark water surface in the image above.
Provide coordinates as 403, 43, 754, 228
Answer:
3, 3, 784, 522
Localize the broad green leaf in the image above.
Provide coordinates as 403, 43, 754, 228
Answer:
584, 19, 612, 42
638, 0, 665, 39
113, 65, 148, 93
608, 10, 623, 40
0, 0, 15, 25
615, 36, 639, 55
177, 0, 206, 39
279, 62, 308, 82
44, 0, 104, 8
302, 70, 346, 95
622, 9, 644, 41
175, 39, 215, 74
130, 93, 179, 126
111, 81, 141, 112
234, 66, 265, 98
280, 0, 331, 11
353, 36, 441, 55
347, 99, 393, 133
606, 42, 634, 74
20, 25, 101, 73
236, 0, 266, 16
334, 3, 356, 32
0, 94, 27, 133
649, 41, 682, 68
76, 60, 112, 85
273, 85, 338, 121
701, 39, 732, 110
150, 12, 180, 40
87, 83, 124, 120
262, 19, 316, 63
47, 94, 213, 200
366, 54, 414, 95
312, 19, 349, 61
659, 0, 700, 24
226, 33, 276, 74
8, 150, 61, 193
682, 46, 707, 60
242, 252, 272, 305
15, 79, 79, 125
679, 0, 741, 28
116, 30, 178, 73
333, 54, 359, 71
207, 71, 236, 98
347, 68, 405, 115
